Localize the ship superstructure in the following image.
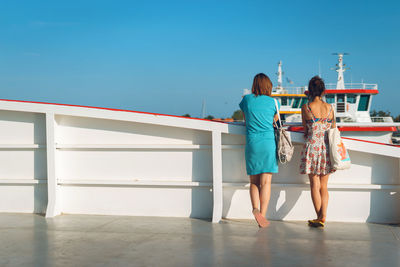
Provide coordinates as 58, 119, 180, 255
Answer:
248, 54, 400, 143
272, 54, 386, 123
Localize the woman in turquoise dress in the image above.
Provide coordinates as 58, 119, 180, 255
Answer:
239, 73, 280, 228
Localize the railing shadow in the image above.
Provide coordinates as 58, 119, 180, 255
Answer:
190, 147, 213, 219
268, 188, 302, 220
221, 186, 303, 221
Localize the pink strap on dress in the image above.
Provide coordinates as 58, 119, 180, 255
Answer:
325, 105, 333, 120
306, 104, 316, 122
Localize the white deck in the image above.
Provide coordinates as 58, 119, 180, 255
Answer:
0, 213, 399, 267
0, 99, 399, 223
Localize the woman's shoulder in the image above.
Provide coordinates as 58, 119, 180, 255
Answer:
308, 101, 331, 108
262, 95, 276, 102
301, 103, 309, 114
322, 102, 333, 111
262, 95, 278, 106
243, 94, 254, 100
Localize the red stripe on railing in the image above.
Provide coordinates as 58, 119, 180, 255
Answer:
324, 89, 379, 94
0, 99, 228, 124
304, 89, 379, 95
339, 126, 397, 132
340, 137, 400, 147
1, 99, 398, 147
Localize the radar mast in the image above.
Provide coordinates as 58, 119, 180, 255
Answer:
276, 61, 283, 89
332, 53, 349, 89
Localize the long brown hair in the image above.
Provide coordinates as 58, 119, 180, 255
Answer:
252, 73, 273, 96
308, 76, 326, 100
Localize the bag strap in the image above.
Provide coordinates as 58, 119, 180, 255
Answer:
273, 99, 282, 129
331, 104, 336, 128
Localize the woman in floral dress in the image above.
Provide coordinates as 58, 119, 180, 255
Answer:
300, 76, 336, 227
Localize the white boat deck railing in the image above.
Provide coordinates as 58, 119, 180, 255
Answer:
272, 87, 306, 95
371, 117, 394, 123
325, 83, 378, 90
0, 99, 399, 223
272, 83, 378, 95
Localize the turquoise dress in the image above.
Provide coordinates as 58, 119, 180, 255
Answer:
239, 94, 280, 175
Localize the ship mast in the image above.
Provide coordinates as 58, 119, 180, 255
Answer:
332, 53, 349, 89
276, 61, 283, 89
201, 99, 206, 118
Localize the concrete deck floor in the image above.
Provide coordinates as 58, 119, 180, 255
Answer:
0, 214, 399, 267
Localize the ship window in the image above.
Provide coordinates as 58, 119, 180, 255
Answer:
347, 94, 357, 104
358, 95, 370, 111
292, 97, 301, 108
325, 95, 335, 104
337, 94, 345, 103
281, 97, 287, 106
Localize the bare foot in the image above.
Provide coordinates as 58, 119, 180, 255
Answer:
252, 208, 269, 228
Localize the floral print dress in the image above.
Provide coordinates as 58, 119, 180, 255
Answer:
300, 104, 336, 175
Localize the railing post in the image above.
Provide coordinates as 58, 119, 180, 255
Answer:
212, 131, 223, 223
45, 113, 60, 217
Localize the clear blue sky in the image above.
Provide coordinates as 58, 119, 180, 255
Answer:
1, 0, 399, 118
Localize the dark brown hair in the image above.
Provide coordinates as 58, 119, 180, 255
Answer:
308, 76, 325, 100
252, 73, 273, 96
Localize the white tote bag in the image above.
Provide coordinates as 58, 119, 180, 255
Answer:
328, 109, 351, 170
273, 99, 294, 164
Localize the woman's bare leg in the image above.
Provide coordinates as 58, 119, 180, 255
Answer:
259, 173, 272, 218
318, 174, 330, 222
249, 175, 260, 211
309, 174, 321, 218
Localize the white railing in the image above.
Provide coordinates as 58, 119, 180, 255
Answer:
272, 87, 307, 95
371, 117, 394, 123
272, 83, 378, 94
0, 99, 400, 223
325, 83, 378, 90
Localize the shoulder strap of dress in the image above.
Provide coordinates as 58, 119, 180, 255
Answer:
306, 103, 316, 122
325, 105, 333, 120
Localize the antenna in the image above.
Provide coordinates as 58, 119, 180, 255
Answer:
201, 99, 206, 118
276, 61, 283, 88
318, 59, 321, 77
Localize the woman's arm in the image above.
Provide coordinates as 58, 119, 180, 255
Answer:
274, 100, 280, 126
331, 105, 336, 128
274, 114, 279, 123
301, 104, 308, 138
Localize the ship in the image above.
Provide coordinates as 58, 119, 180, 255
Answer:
249, 54, 400, 143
